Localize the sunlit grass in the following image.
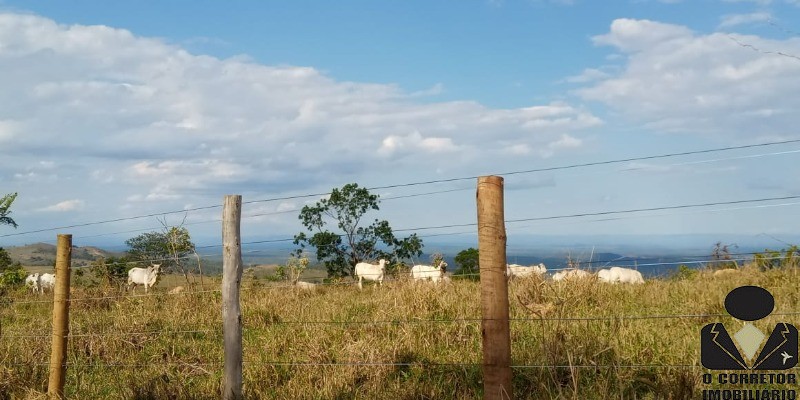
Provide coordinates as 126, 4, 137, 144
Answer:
1, 266, 798, 399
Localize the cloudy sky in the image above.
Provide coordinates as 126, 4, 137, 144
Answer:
2, 0, 800, 252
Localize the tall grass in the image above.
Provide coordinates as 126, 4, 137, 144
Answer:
0, 266, 798, 399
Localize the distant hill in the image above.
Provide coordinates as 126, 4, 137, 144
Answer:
4, 242, 125, 267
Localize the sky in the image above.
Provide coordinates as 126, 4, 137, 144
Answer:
1, 0, 800, 253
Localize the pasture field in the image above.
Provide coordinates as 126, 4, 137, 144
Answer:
0, 266, 798, 399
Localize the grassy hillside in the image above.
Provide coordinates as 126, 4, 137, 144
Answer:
4, 242, 125, 267
0, 266, 797, 398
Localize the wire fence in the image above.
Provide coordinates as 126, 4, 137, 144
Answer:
2, 142, 799, 396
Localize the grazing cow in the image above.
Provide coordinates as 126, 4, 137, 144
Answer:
507, 263, 547, 280
25, 273, 41, 294
354, 259, 387, 290
294, 281, 318, 290
597, 267, 645, 284
127, 263, 162, 293
713, 268, 738, 277
410, 260, 448, 283
39, 273, 56, 292
168, 286, 185, 295
552, 269, 591, 281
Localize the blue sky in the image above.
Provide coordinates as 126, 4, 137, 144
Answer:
1, 0, 799, 252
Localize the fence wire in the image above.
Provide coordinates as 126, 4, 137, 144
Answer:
4, 311, 800, 340
0, 360, 705, 369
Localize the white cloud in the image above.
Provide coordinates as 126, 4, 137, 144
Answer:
718, 12, 772, 29
563, 68, 611, 83
276, 202, 297, 212
0, 120, 19, 142
548, 134, 582, 150
721, 0, 772, 5
592, 19, 693, 53
577, 19, 800, 135
39, 199, 85, 212
377, 131, 459, 156
504, 143, 531, 155
0, 12, 614, 242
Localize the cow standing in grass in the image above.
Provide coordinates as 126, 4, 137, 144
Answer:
410, 260, 448, 283
597, 267, 645, 284
25, 273, 40, 294
354, 259, 386, 290
127, 264, 162, 293
507, 263, 547, 280
39, 273, 55, 293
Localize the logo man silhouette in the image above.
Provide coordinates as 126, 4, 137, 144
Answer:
701, 286, 798, 370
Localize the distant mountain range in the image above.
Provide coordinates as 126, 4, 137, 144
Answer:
4, 242, 125, 267
6, 232, 796, 277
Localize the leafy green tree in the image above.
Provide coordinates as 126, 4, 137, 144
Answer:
293, 183, 423, 278
454, 248, 480, 280
88, 256, 132, 288
753, 246, 799, 270
0, 192, 18, 228
0, 247, 14, 271
783, 245, 799, 269
0, 247, 25, 287
670, 264, 697, 281
126, 226, 196, 282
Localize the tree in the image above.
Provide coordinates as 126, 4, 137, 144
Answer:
710, 242, 738, 270
454, 248, 480, 280
0, 192, 18, 228
88, 256, 131, 289
126, 225, 197, 283
293, 183, 423, 278
0, 246, 23, 273
0, 247, 25, 287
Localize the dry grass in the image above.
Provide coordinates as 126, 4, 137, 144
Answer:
1, 266, 798, 399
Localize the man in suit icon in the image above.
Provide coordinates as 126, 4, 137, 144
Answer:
701, 286, 798, 370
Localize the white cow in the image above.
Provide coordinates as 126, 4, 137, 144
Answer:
294, 281, 318, 290
597, 267, 645, 284
410, 260, 448, 283
552, 269, 591, 281
168, 286, 185, 294
507, 263, 547, 280
713, 268, 738, 277
25, 273, 40, 294
127, 263, 162, 293
39, 273, 56, 292
354, 259, 386, 290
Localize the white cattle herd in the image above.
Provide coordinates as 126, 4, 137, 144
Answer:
350, 259, 646, 288
23, 263, 165, 295
24, 272, 56, 294
20, 259, 648, 296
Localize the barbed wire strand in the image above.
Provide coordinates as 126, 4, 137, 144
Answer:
5, 139, 800, 240
8, 252, 797, 305
0, 360, 704, 368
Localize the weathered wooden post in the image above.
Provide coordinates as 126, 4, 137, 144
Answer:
222, 195, 243, 400
48, 234, 71, 399
476, 176, 513, 399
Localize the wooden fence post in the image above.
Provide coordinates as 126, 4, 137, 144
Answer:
48, 234, 71, 399
476, 176, 513, 400
222, 195, 243, 400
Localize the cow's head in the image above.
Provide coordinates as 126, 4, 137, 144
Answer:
438, 261, 448, 272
